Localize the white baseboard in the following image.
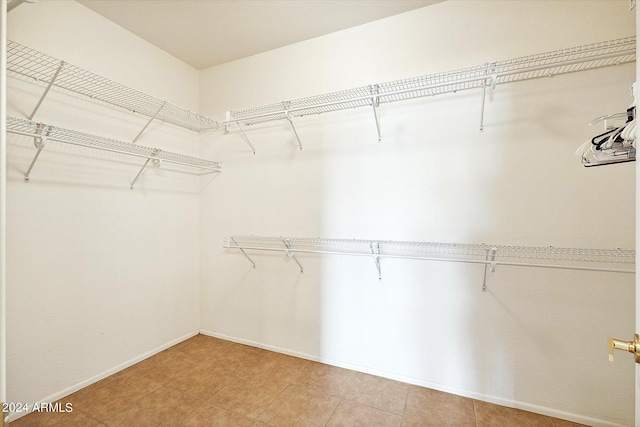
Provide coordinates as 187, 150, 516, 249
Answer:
199, 329, 627, 427
4, 330, 199, 424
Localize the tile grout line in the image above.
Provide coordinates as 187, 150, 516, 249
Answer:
473, 399, 479, 427
73, 407, 106, 427
174, 384, 208, 425
252, 380, 293, 424
323, 396, 342, 427
400, 386, 409, 426
338, 393, 407, 417
322, 366, 356, 426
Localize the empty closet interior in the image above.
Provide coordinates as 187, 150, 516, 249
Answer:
2, 0, 637, 426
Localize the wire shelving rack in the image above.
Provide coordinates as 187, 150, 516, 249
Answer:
6, 40, 220, 137
224, 36, 636, 152
6, 116, 222, 189
225, 236, 635, 290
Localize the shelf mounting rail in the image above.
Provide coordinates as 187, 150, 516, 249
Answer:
6, 40, 220, 141
224, 36, 636, 152
6, 116, 222, 189
224, 236, 635, 291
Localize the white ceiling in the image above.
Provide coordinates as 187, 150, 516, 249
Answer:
75, 0, 443, 70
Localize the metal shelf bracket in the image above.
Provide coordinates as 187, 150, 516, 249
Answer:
24, 123, 50, 183
232, 237, 256, 269
29, 60, 65, 120
235, 121, 256, 155
283, 238, 303, 273
479, 63, 497, 132
132, 101, 166, 143
370, 241, 382, 279
285, 111, 303, 151
130, 157, 151, 190
370, 85, 381, 142
130, 153, 163, 190
482, 246, 498, 292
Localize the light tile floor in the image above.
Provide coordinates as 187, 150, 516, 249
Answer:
9, 334, 586, 426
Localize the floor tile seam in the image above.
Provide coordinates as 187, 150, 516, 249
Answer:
339, 393, 407, 416
321, 396, 343, 427
179, 388, 216, 406
401, 389, 408, 417
20, 406, 107, 427
130, 370, 172, 386
203, 380, 234, 408
201, 400, 256, 421
178, 396, 211, 422
74, 406, 113, 426
72, 379, 163, 418
209, 379, 292, 423
472, 399, 480, 427
195, 359, 238, 373
400, 413, 415, 426
259, 381, 344, 426
401, 413, 461, 426
400, 388, 410, 416
253, 381, 298, 423
129, 373, 167, 393
150, 383, 209, 408
297, 380, 348, 399
104, 387, 203, 426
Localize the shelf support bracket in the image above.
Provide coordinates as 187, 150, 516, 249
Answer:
234, 120, 256, 155
132, 101, 166, 143
24, 123, 50, 183
231, 238, 256, 269
370, 85, 381, 142
482, 246, 498, 292
285, 112, 303, 151
283, 238, 304, 273
130, 155, 155, 190
370, 241, 382, 279
479, 63, 496, 132
29, 60, 65, 120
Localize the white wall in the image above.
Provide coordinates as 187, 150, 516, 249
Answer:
199, 1, 636, 425
5, 0, 201, 416
3, 1, 636, 425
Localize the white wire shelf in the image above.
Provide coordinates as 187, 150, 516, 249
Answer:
224, 36, 636, 151
225, 235, 635, 289
7, 40, 220, 134
6, 116, 222, 189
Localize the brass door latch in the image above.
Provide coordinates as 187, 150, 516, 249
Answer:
608, 334, 640, 363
